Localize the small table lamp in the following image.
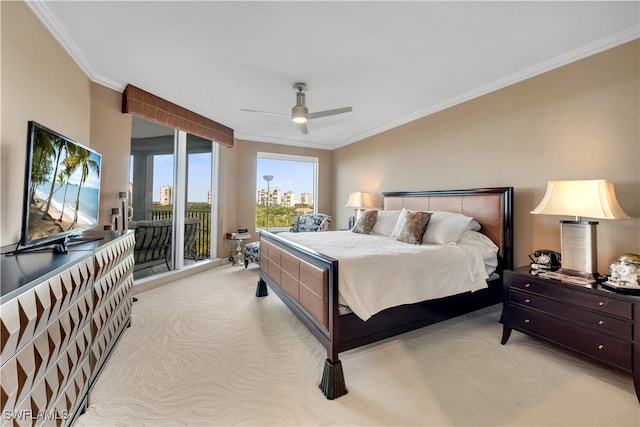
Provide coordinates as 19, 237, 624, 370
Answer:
531, 180, 629, 275
345, 191, 373, 219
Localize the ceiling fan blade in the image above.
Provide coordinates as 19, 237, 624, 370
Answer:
240, 108, 289, 118
297, 122, 308, 135
308, 106, 353, 120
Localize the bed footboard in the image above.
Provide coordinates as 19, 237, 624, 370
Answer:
256, 231, 347, 399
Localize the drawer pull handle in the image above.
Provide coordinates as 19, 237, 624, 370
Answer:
598, 320, 605, 325
524, 319, 530, 323
598, 344, 604, 350
524, 299, 530, 303
598, 301, 605, 306
525, 283, 531, 288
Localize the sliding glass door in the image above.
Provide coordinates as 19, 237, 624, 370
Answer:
129, 116, 217, 279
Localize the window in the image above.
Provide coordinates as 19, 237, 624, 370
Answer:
256, 152, 318, 231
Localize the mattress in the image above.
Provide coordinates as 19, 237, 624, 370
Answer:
276, 230, 498, 321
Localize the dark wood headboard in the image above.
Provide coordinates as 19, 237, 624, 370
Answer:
382, 187, 513, 271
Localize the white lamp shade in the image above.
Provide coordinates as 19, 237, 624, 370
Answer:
345, 192, 373, 209
531, 180, 629, 220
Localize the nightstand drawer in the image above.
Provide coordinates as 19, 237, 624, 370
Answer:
509, 276, 633, 319
510, 290, 633, 339
510, 305, 632, 372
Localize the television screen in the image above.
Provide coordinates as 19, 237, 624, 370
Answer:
20, 121, 102, 251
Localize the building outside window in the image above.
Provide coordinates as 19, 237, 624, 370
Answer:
256, 152, 318, 230
159, 185, 173, 205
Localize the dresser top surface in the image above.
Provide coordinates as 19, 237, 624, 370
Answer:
509, 266, 640, 301
1, 230, 132, 302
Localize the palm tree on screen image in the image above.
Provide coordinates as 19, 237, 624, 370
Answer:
64, 145, 100, 230
29, 128, 55, 205
42, 133, 67, 219
56, 162, 74, 221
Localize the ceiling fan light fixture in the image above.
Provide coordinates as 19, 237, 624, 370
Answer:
291, 104, 308, 123
242, 82, 351, 134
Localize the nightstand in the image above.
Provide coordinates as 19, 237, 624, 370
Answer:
501, 266, 640, 403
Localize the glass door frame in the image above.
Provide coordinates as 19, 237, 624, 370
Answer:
130, 118, 219, 277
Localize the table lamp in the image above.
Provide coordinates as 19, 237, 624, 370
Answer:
531, 180, 629, 275
345, 192, 373, 219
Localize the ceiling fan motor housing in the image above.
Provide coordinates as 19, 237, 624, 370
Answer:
292, 104, 308, 123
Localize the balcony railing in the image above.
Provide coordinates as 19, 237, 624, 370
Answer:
147, 209, 211, 259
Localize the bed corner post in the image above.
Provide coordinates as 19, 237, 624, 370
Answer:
320, 359, 347, 400
255, 278, 268, 297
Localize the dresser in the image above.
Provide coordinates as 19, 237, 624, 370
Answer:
501, 267, 640, 403
1, 231, 134, 426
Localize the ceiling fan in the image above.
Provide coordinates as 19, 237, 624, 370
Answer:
241, 82, 352, 134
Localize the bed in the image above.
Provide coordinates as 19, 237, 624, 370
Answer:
255, 187, 514, 399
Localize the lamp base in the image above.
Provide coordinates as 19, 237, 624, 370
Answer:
560, 220, 598, 275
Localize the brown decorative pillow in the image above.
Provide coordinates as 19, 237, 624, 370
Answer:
352, 210, 378, 234
397, 211, 432, 244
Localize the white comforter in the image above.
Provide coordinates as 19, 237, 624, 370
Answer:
276, 231, 497, 321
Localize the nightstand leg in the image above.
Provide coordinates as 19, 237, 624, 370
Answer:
501, 325, 511, 345
235, 240, 243, 266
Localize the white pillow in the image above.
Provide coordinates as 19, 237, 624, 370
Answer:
467, 219, 482, 231
372, 210, 402, 236
459, 230, 499, 275
422, 211, 474, 244
391, 208, 408, 239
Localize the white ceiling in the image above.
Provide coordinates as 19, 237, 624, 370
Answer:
29, 1, 639, 149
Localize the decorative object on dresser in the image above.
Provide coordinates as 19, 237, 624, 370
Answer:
501, 267, 640, 403
345, 191, 373, 220
119, 191, 129, 230
530, 179, 629, 275
604, 253, 640, 295
256, 187, 513, 399
0, 230, 135, 425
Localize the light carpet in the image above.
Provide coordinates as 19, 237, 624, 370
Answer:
76, 265, 640, 426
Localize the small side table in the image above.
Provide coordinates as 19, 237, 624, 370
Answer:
226, 235, 251, 266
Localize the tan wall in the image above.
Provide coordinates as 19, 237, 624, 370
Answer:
334, 40, 640, 271
218, 143, 238, 258
0, 3, 233, 260
90, 83, 133, 231
1, 1, 92, 246
232, 138, 334, 243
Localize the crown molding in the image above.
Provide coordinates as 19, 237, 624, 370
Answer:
234, 132, 332, 151
26, 1, 124, 91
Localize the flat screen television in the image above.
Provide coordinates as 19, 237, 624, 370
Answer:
14, 121, 102, 254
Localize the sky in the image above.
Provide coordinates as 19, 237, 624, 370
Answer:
152, 153, 213, 203
256, 158, 314, 201
134, 154, 314, 204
